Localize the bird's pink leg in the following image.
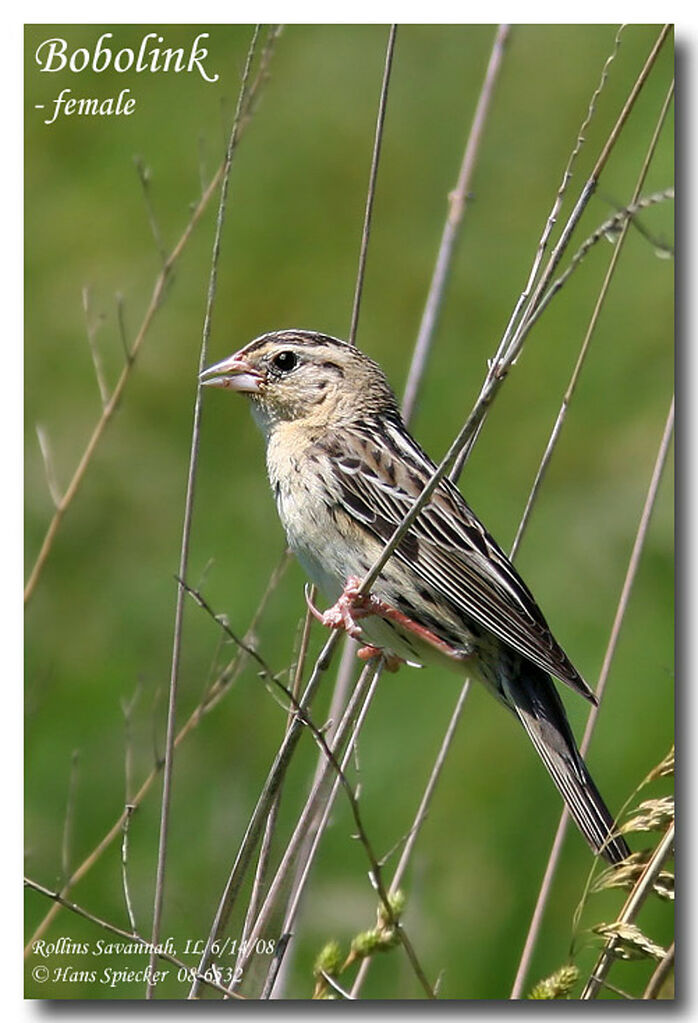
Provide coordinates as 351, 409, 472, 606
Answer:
304, 577, 368, 639
305, 576, 471, 664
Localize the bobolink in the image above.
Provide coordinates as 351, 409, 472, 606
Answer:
201, 329, 629, 864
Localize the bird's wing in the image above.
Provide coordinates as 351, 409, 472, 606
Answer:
321, 418, 595, 702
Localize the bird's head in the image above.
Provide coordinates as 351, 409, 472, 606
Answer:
200, 330, 399, 435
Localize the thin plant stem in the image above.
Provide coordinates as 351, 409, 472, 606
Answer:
24, 28, 280, 604
120, 806, 138, 934
24, 876, 245, 1000
195, 25, 667, 998
82, 287, 110, 407
350, 677, 472, 997
214, 627, 435, 999
348, 24, 672, 603
516, 24, 670, 351
510, 78, 675, 562
35, 424, 62, 508
266, 25, 663, 998
259, 933, 293, 998
581, 824, 675, 999
318, 970, 356, 1000
187, 629, 343, 997
225, 26, 670, 1000
24, 552, 290, 957
275, 673, 381, 940
232, 595, 327, 983
485, 25, 626, 383
247, 634, 357, 997
350, 192, 669, 615
510, 398, 674, 998
134, 155, 168, 267
265, 637, 361, 998
509, 75, 675, 989
397, 683, 472, 895
348, 24, 397, 346
234, 783, 282, 981
402, 23, 510, 421
449, 23, 671, 483
527, 188, 673, 335
59, 750, 80, 884
240, 664, 381, 993
581, 400, 674, 746
185, 583, 434, 999
233, 577, 321, 971
263, 27, 400, 992
643, 941, 675, 999
145, 27, 262, 998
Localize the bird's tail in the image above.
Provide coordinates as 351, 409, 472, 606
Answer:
502, 664, 630, 865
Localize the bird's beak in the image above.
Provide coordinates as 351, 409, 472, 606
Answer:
199, 351, 263, 393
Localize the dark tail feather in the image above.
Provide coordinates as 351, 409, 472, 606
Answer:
502, 665, 630, 865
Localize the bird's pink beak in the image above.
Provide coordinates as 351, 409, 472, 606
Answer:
199, 351, 263, 393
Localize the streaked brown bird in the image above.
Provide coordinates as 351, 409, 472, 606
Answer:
202, 329, 629, 864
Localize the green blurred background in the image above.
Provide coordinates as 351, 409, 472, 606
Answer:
25, 24, 674, 1000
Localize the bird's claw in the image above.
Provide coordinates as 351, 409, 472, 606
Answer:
304, 580, 366, 639
304, 576, 396, 643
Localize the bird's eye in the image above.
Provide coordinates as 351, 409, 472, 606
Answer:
272, 350, 298, 373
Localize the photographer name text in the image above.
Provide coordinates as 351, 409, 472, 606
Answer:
29, 934, 276, 991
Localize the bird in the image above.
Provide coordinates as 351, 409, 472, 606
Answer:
201, 328, 630, 864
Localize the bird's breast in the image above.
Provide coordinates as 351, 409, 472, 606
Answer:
266, 433, 349, 600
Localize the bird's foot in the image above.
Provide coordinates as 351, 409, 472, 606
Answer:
304, 577, 374, 639
305, 575, 409, 639
305, 576, 471, 666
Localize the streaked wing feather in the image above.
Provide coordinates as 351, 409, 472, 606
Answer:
323, 419, 593, 701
